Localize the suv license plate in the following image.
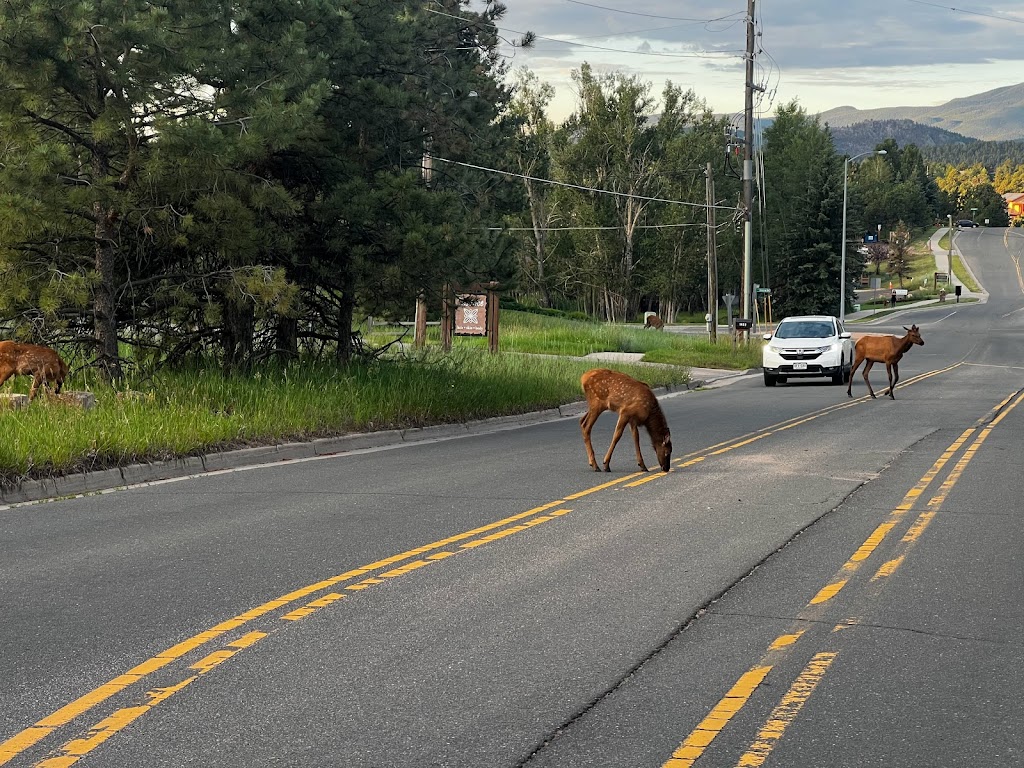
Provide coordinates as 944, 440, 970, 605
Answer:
793, 362, 808, 370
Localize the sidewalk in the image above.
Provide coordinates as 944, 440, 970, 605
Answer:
845, 225, 987, 322
581, 351, 753, 388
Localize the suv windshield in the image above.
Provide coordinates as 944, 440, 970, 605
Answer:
775, 321, 834, 339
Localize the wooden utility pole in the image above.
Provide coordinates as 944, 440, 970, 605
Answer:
741, 0, 756, 333
706, 162, 718, 342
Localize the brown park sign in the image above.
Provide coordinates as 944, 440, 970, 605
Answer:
454, 294, 487, 335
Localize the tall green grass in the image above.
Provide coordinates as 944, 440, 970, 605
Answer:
0, 353, 688, 484
369, 309, 763, 365
1, 310, 761, 484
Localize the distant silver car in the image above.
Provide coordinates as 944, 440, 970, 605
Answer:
762, 315, 853, 387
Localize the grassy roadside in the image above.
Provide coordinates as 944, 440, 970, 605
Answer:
0, 311, 760, 485
857, 231, 953, 310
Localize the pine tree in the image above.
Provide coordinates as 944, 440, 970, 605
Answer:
759, 102, 844, 317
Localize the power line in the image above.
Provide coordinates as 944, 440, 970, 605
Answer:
432, 157, 742, 212
560, 0, 744, 24
424, 7, 743, 60
904, 0, 1024, 24
488, 222, 724, 231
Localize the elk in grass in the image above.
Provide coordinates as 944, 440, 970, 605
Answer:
846, 325, 924, 400
643, 314, 664, 330
0, 341, 69, 400
579, 368, 672, 472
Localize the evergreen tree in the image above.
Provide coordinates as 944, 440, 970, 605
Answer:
759, 102, 844, 316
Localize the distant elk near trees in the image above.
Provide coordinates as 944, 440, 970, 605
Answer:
643, 314, 664, 330
579, 368, 672, 472
846, 325, 924, 400
0, 341, 69, 400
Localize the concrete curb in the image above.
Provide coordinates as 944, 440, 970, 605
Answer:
0, 374, 744, 507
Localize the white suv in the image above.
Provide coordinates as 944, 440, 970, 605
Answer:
762, 315, 853, 387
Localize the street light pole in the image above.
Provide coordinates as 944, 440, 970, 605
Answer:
839, 149, 887, 322
947, 213, 954, 288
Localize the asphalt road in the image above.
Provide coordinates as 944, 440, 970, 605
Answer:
1, 229, 1023, 767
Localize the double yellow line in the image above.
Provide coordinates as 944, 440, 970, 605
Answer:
661, 387, 1024, 768
0, 365, 962, 767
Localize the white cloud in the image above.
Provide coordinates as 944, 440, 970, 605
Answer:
489, 0, 1024, 123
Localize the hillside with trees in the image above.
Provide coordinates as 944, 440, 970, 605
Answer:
830, 120, 975, 157
817, 82, 1024, 142
922, 140, 1024, 174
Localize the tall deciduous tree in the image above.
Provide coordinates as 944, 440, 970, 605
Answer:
642, 86, 737, 321
508, 68, 557, 307
556, 63, 663, 321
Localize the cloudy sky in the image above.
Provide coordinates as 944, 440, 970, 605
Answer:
487, 0, 1024, 124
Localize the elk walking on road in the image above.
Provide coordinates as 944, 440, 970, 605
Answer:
846, 325, 924, 400
579, 368, 672, 472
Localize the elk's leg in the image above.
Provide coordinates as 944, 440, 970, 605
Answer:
887, 362, 899, 399
29, 373, 42, 401
847, 351, 864, 397
580, 409, 604, 471
629, 421, 648, 471
0, 365, 13, 391
602, 412, 630, 472
862, 360, 877, 398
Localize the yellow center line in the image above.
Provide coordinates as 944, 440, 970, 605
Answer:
26, 502, 586, 766
733, 653, 838, 768
658, 386, 1019, 768
663, 666, 773, 767
869, 392, 1024, 582
0, 485, 627, 764
0, 364, 975, 767
36, 632, 268, 768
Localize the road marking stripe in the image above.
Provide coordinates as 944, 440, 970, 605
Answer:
733, 653, 837, 767
36, 633, 268, 767
0, 367, 977, 766
662, 666, 773, 767
659, 394, 1016, 767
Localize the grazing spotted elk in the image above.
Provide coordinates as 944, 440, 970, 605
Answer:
579, 368, 672, 472
0, 341, 69, 400
846, 325, 924, 400
643, 314, 664, 330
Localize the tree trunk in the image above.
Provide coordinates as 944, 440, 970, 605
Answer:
221, 298, 255, 374
275, 316, 299, 363
336, 288, 355, 364
93, 201, 123, 384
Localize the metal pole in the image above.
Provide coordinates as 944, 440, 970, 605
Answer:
839, 149, 886, 321
706, 162, 718, 343
840, 157, 850, 321
947, 213, 954, 288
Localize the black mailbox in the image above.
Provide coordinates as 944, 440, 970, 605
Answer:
734, 318, 753, 330
954, 285, 962, 296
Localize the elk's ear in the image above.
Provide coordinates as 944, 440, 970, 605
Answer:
903, 326, 910, 331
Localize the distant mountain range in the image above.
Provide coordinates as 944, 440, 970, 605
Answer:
828, 119, 976, 158
817, 83, 1024, 142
